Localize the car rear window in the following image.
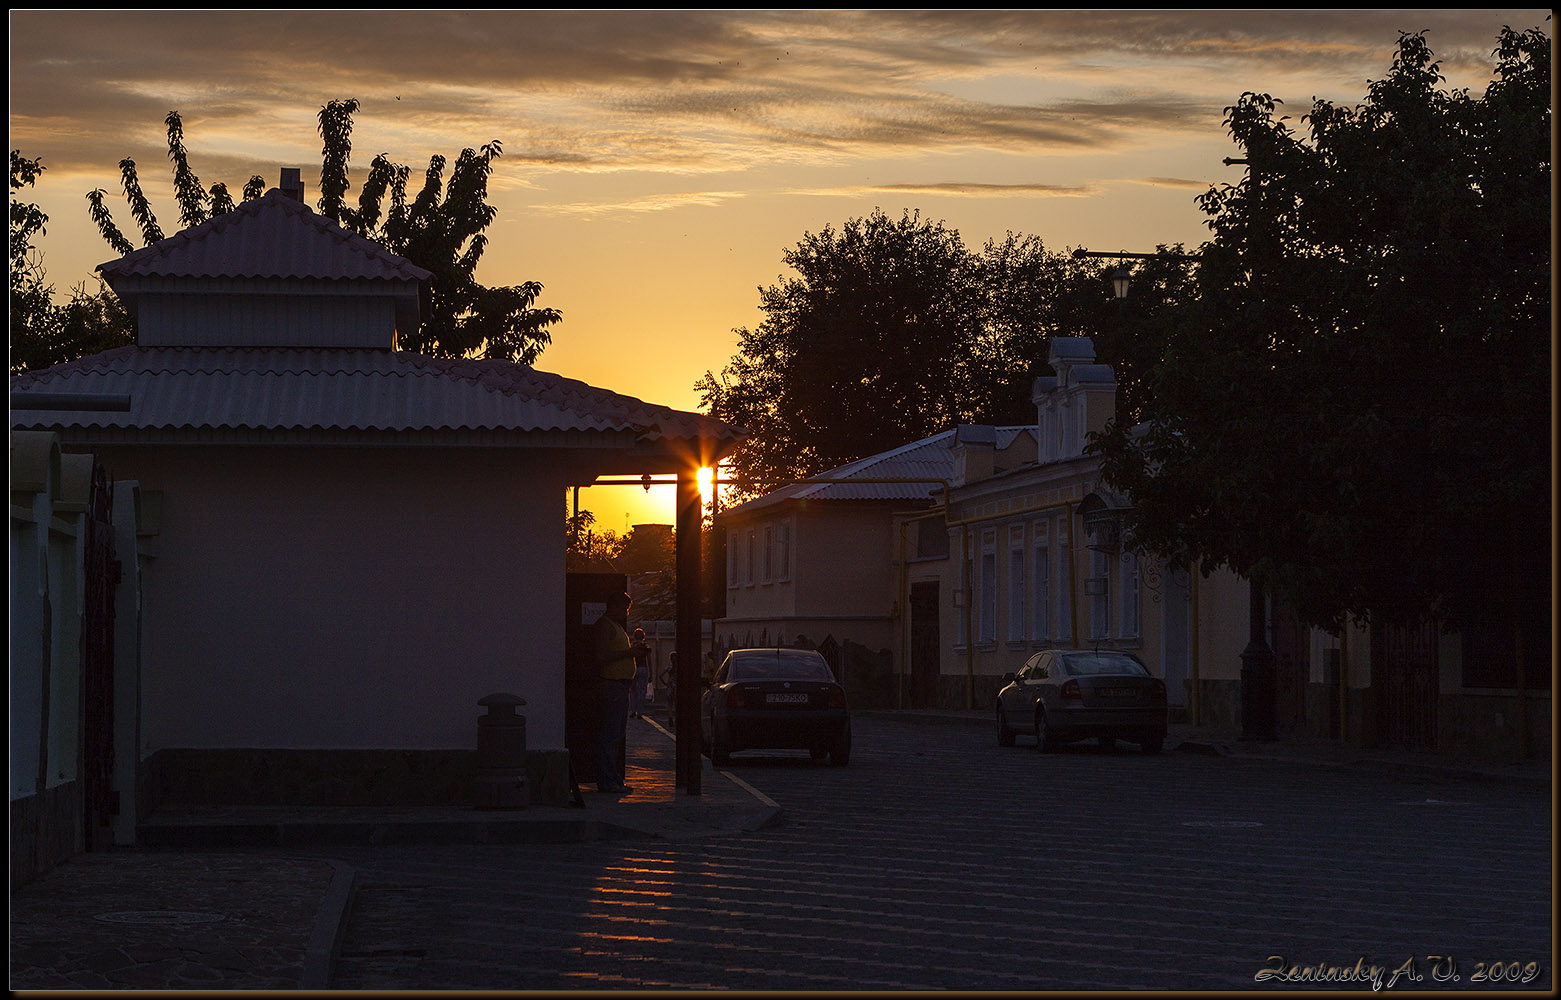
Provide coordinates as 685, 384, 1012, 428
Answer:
1059, 652, 1149, 677
728, 651, 836, 682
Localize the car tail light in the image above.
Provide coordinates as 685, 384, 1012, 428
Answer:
726, 688, 745, 709
1151, 679, 1167, 702
1060, 679, 1082, 700
828, 687, 846, 709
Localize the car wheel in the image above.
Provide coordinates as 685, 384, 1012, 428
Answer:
1034, 710, 1058, 753
997, 707, 1016, 747
828, 722, 851, 767
1140, 734, 1164, 755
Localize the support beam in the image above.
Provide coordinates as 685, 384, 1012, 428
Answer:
674, 472, 702, 794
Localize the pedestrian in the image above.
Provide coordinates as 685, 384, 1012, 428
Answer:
629, 628, 650, 718
593, 591, 637, 794
661, 651, 678, 729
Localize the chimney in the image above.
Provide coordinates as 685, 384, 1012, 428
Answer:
279, 168, 305, 203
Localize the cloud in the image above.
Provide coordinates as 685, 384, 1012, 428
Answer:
812, 182, 1099, 199
535, 190, 748, 217
12, 8, 1538, 184
1131, 176, 1215, 191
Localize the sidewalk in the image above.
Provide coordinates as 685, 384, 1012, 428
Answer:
9, 715, 777, 991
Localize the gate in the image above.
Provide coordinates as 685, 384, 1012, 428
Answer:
909, 582, 941, 708
80, 464, 120, 849
1372, 619, 1439, 748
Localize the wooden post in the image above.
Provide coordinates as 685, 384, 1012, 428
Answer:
675, 471, 702, 795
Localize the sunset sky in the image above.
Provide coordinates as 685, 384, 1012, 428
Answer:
9, 9, 1549, 532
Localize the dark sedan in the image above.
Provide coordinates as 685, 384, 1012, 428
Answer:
702, 648, 851, 766
996, 648, 1167, 753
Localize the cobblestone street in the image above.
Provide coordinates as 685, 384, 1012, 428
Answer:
310, 715, 1552, 990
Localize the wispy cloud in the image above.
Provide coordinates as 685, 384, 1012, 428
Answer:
1131, 177, 1216, 191
807, 182, 1099, 199
11, 8, 1540, 182
536, 190, 749, 217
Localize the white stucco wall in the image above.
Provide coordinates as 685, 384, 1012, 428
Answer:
85, 443, 570, 752
1195, 567, 1250, 682
11, 490, 50, 800
793, 506, 898, 619
720, 503, 902, 651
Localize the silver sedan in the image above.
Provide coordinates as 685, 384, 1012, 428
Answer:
996, 648, 1168, 753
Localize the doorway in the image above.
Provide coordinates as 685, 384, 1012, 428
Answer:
909, 582, 941, 708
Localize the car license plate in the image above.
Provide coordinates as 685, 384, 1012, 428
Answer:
1101, 687, 1138, 698
766, 693, 809, 704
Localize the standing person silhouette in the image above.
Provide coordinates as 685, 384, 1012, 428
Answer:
593, 591, 636, 794
629, 628, 650, 718
660, 652, 678, 729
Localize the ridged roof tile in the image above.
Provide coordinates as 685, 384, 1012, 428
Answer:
97, 189, 431, 284
722, 426, 1030, 513
10, 346, 739, 445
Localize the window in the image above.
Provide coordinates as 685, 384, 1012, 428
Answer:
979, 529, 997, 643
1055, 521, 1072, 641
726, 529, 738, 587
1008, 526, 1026, 643
1120, 550, 1141, 639
744, 528, 755, 586
917, 515, 949, 559
955, 532, 968, 647
1031, 526, 1050, 641
761, 523, 774, 583
1088, 549, 1110, 640
777, 518, 792, 581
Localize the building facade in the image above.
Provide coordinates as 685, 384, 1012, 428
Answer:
11, 177, 740, 824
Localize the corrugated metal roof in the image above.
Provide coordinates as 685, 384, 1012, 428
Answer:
722, 426, 1031, 514
97, 189, 431, 284
10, 346, 740, 446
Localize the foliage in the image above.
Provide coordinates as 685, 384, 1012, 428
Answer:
10, 151, 52, 341
565, 509, 625, 573
84, 104, 561, 364
11, 151, 134, 374
1089, 27, 1552, 634
697, 210, 1126, 500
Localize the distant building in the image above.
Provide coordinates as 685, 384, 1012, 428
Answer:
717, 335, 1549, 758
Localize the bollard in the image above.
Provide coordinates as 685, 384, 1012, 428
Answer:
474, 693, 529, 809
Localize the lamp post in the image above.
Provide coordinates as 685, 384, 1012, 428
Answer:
1073, 244, 1277, 740
1238, 576, 1277, 741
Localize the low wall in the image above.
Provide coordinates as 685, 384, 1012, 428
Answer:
1438, 691, 1551, 761
141, 748, 574, 812
10, 782, 84, 887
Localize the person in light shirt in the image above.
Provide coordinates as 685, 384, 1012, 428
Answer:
593, 592, 637, 794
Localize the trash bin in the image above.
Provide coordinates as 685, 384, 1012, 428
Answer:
474, 693, 529, 809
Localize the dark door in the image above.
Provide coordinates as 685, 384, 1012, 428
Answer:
1373, 620, 1439, 749
81, 465, 119, 850
564, 573, 629, 786
909, 582, 941, 709
1271, 604, 1309, 734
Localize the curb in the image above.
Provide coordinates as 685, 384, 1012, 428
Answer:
301, 859, 357, 989
135, 816, 663, 850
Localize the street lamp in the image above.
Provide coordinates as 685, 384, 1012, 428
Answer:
1072, 243, 1277, 740
1111, 265, 1133, 300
